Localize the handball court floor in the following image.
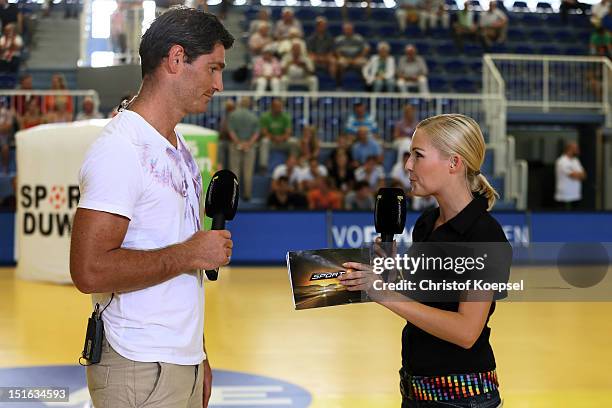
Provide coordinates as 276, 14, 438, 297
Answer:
1, 265, 612, 408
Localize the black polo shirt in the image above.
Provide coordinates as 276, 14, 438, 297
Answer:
401, 194, 512, 376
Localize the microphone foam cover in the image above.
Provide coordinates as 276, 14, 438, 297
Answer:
374, 188, 407, 235
205, 169, 239, 220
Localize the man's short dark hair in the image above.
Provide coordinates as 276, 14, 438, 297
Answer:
139, 7, 234, 78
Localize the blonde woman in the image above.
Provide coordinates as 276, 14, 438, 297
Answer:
45, 73, 73, 115
340, 114, 509, 408
299, 125, 320, 161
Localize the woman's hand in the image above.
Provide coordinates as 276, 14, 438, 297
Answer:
338, 262, 386, 302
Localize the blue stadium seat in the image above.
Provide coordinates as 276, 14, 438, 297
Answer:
383, 149, 398, 173
452, 78, 477, 93
508, 28, 527, 41
512, 1, 529, 10
436, 43, 456, 55
464, 44, 483, 56
295, 8, 318, 20
555, 30, 574, 43
482, 150, 494, 175
328, 22, 342, 36
378, 25, 398, 38
354, 23, 372, 38
0, 75, 16, 89
322, 8, 342, 21
513, 44, 535, 54
536, 1, 553, 12
0, 175, 13, 199
564, 46, 587, 55
415, 42, 430, 55
466, 0, 482, 10
267, 151, 288, 176
347, 7, 365, 20
539, 44, 563, 55
428, 77, 447, 92
445, 0, 459, 9
444, 60, 468, 74
489, 43, 509, 53
251, 175, 271, 201
531, 29, 551, 42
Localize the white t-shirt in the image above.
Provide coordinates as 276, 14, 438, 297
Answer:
555, 154, 584, 202
78, 110, 205, 365
391, 162, 411, 190
355, 165, 385, 189
297, 164, 328, 184
272, 163, 302, 185
480, 9, 507, 28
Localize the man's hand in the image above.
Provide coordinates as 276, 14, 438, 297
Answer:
184, 230, 232, 271
203, 359, 213, 407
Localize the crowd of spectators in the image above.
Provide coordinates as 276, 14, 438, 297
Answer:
218, 97, 437, 210
245, 1, 517, 93
0, 72, 103, 174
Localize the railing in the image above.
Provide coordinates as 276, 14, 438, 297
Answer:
483, 54, 508, 177
487, 54, 611, 119
183, 90, 505, 147
506, 136, 528, 210
0, 90, 101, 120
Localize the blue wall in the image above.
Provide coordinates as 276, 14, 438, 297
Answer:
1, 211, 610, 265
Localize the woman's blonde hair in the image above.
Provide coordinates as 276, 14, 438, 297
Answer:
415, 113, 499, 210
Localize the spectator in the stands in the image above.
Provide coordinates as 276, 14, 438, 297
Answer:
45, 73, 73, 115
479, 1, 508, 49
351, 126, 382, 166
345, 101, 379, 139
419, 0, 450, 32
299, 125, 320, 161
0, 175, 15, 210
44, 98, 73, 123
19, 97, 43, 129
602, 7, 612, 31
354, 154, 385, 191
249, 7, 271, 34
266, 175, 308, 209
328, 149, 355, 193
14, 74, 40, 117
307, 176, 342, 210
0, 24, 22, 73
271, 154, 302, 190
307, 16, 336, 78
274, 8, 303, 41
344, 180, 375, 210
327, 134, 354, 170
248, 22, 273, 58
75, 96, 103, 120
363, 42, 396, 93
110, 2, 127, 61
591, 0, 609, 28
590, 26, 612, 56
453, 0, 478, 50
335, 23, 369, 88
300, 157, 329, 190
396, 0, 420, 32
0, 0, 23, 34
0, 100, 13, 174
259, 98, 298, 172
396, 44, 430, 94
218, 98, 235, 169
281, 42, 318, 93
227, 96, 259, 202
560, 0, 590, 23
391, 152, 412, 191
277, 27, 308, 59
555, 141, 586, 210
393, 104, 417, 160
252, 45, 281, 96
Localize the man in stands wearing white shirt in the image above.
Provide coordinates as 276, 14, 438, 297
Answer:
479, 1, 508, 49
70, 9, 234, 408
555, 141, 586, 210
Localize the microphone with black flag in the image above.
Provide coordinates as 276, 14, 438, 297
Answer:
204, 169, 239, 281
374, 188, 407, 243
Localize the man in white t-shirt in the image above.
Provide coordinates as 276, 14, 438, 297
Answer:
70, 8, 234, 408
555, 141, 586, 210
479, 1, 508, 48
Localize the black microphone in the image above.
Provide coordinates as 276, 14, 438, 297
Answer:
204, 169, 239, 281
374, 188, 407, 243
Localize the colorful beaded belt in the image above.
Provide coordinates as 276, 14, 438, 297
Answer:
400, 368, 499, 401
